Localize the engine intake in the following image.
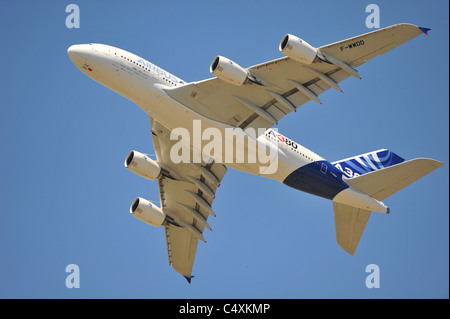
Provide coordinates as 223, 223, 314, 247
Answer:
279, 34, 319, 65
130, 197, 166, 227
125, 150, 161, 180
210, 56, 249, 86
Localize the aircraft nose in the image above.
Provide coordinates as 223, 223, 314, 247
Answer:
68, 44, 88, 67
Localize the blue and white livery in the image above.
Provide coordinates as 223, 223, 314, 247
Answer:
332, 149, 405, 178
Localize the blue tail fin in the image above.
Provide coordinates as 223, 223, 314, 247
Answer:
331, 149, 404, 178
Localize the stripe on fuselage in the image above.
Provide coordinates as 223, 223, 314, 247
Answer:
283, 160, 349, 199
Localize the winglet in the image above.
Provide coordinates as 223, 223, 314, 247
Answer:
419, 27, 431, 36
184, 275, 194, 284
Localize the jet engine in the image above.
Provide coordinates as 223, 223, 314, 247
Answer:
130, 197, 166, 227
124, 150, 161, 180
210, 55, 249, 86
279, 34, 321, 65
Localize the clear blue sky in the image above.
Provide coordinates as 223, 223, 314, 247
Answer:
0, 0, 448, 299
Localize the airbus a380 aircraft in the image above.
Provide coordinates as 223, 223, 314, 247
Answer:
68, 24, 443, 283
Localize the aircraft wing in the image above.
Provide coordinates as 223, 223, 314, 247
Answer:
149, 117, 227, 282
164, 24, 426, 135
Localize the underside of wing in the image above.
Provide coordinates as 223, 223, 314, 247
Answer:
149, 117, 227, 281
319, 23, 424, 68
164, 24, 427, 136
164, 59, 350, 134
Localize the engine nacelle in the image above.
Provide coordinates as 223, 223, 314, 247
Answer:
210, 55, 248, 86
279, 34, 319, 65
130, 197, 166, 227
124, 150, 161, 180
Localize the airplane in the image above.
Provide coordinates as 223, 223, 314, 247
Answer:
68, 24, 443, 283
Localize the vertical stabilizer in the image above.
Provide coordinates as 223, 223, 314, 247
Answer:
332, 149, 404, 178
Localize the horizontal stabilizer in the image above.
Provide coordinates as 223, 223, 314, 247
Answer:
344, 158, 444, 201
333, 202, 371, 255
